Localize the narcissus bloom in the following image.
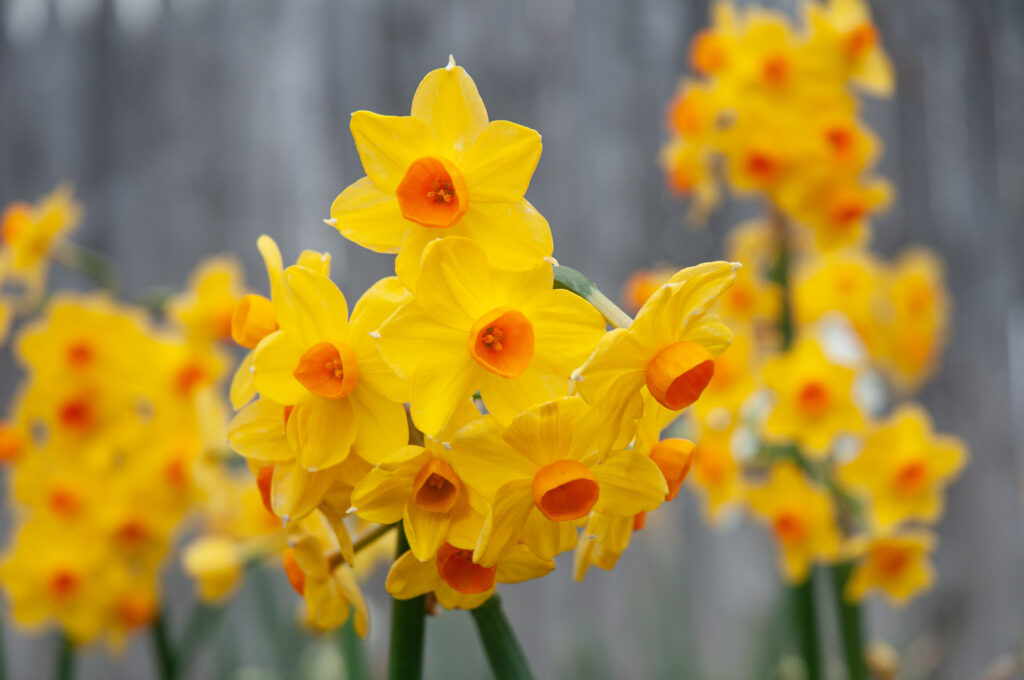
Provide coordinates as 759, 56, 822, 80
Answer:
761, 337, 864, 457
378, 237, 604, 438
839, 404, 966, 529
282, 512, 368, 635
804, 0, 894, 96
350, 421, 484, 561
575, 261, 737, 424
747, 462, 841, 582
386, 543, 553, 611
689, 425, 746, 522
621, 267, 676, 314
330, 57, 552, 289
0, 184, 82, 294
843, 531, 935, 605
251, 268, 408, 470
449, 397, 667, 566
181, 535, 244, 603
168, 256, 245, 344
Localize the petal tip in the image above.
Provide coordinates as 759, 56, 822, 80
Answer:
446, 54, 456, 71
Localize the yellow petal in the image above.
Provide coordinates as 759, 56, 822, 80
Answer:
500, 397, 587, 468
528, 289, 607, 375
633, 261, 738, 349
330, 177, 411, 254
410, 63, 488, 156
253, 331, 306, 404
350, 111, 432, 190
460, 199, 553, 272
495, 543, 556, 584
350, 386, 408, 464
271, 461, 334, 521
478, 368, 566, 426
287, 397, 357, 471
227, 398, 291, 462
347, 277, 411, 402
521, 508, 579, 560
415, 237, 494, 325
590, 451, 668, 517
378, 300, 467, 381
229, 350, 257, 410
280, 266, 349, 346
575, 328, 649, 410
460, 121, 542, 202
385, 550, 438, 600
257, 235, 284, 300
403, 502, 452, 561
334, 567, 370, 638
409, 352, 480, 440
449, 417, 537, 502
295, 250, 331, 276
350, 463, 418, 524
473, 479, 534, 567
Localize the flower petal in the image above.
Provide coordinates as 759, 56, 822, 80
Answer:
350, 111, 432, 190
474, 479, 534, 567
287, 396, 358, 471
403, 502, 452, 561
378, 300, 467, 382
449, 417, 536, 503
349, 386, 409, 464
460, 121, 542, 202
409, 354, 480, 440
280, 266, 348, 346
385, 550, 438, 599
411, 64, 488, 157
460, 199, 553, 272
330, 177, 412, 254
350, 463, 417, 525
494, 543, 556, 584
591, 451, 668, 517
229, 350, 257, 410
528, 289, 607, 375
252, 331, 306, 405
271, 462, 334, 521
227, 398, 291, 462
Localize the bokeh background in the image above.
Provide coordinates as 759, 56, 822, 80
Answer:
1, 0, 1023, 678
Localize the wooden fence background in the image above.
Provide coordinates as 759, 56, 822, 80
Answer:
1, 0, 1022, 678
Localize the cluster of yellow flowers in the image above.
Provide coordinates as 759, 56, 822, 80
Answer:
648, 0, 967, 607
0, 270, 233, 645
221, 57, 739, 629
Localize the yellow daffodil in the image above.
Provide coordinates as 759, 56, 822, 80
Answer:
762, 337, 864, 457
621, 267, 676, 314
689, 425, 746, 522
282, 512, 368, 635
330, 57, 552, 289
378, 236, 604, 438
350, 405, 484, 561
839, 404, 966, 529
575, 261, 737, 427
386, 542, 554, 611
250, 267, 407, 471
843, 531, 935, 605
449, 397, 667, 566
793, 250, 885, 354
0, 420, 26, 464
0, 184, 82, 295
182, 535, 245, 603
168, 256, 246, 344
804, 0, 894, 96
747, 462, 841, 582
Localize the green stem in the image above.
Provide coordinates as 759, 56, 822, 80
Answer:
832, 562, 867, 680
552, 265, 633, 329
54, 635, 74, 680
469, 595, 535, 680
0, 611, 7, 680
175, 603, 223, 678
150, 612, 177, 680
353, 522, 397, 554
790, 574, 822, 680
339, 618, 367, 680
55, 244, 120, 294
388, 525, 426, 680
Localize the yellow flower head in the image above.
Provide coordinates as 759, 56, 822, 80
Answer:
386, 542, 554, 611
0, 184, 82, 292
843, 530, 935, 605
747, 462, 841, 582
182, 535, 244, 604
689, 425, 746, 523
576, 261, 737, 426
282, 511, 368, 635
448, 397, 667, 566
621, 267, 676, 314
250, 267, 408, 471
839, 404, 966, 529
350, 414, 485, 561
793, 250, 885, 354
804, 0, 894, 96
878, 249, 950, 392
378, 236, 605, 439
781, 174, 891, 251
762, 337, 865, 457
168, 256, 246, 344
330, 57, 553, 289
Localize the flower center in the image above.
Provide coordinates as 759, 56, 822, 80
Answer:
829, 193, 867, 228
531, 460, 600, 522
293, 341, 360, 399
873, 546, 910, 577
412, 459, 461, 513
66, 340, 95, 368
116, 519, 149, 548
633, 512, 647, 531
690, 31, 729, 75
59, 397, 95, 432
746, 150, 781, 182
48, 568, 80, 600
395, 156, 469, 229
282, 549, 306, 596
436, 543, 497, 594
762, 54, 790, 87
846, 24, 877, 57
231, 294, 278, 349
645, 341, 715, 410
0, 424, 25, 463
649, 438, 697, 501
797, 380, 831, 417
48, 487, 83, 518
894, 460, 928, 493
176, 361, 209, 397
772, 510, 806, 545
257, 464, 276, 516
117, 594, 156, 628
468, 308, 535, 379
825, 125, 855, 157
0, 203, 32, 244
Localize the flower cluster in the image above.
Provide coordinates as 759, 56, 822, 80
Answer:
651, 0, 967, 607
225, 58, 738, 625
